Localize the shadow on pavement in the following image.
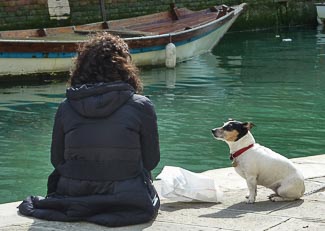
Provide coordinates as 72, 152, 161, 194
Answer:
199, 199, 304, 219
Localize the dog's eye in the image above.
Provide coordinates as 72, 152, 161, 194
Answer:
223, 124, 233, 131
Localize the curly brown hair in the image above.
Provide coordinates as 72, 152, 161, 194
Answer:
68, 32, 143, 93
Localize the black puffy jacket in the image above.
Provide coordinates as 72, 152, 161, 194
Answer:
19, 81, 160, 227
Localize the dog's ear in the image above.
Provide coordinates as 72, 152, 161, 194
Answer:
243, 122, 255, 130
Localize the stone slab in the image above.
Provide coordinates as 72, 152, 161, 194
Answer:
267, 218, 325, 231
1, 154, 325, 231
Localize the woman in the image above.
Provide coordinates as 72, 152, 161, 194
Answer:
19, 33, 160, 227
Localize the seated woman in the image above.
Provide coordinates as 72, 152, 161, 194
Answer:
18, 32, 160, 227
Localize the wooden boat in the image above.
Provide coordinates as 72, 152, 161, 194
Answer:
0, 3, 247, 77
315, 3, 325, 25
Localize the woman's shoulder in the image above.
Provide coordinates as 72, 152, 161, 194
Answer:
55, 98, 72, 115
129, 94, 156, 115
57, 98, 69, 108
132, 94, 152, 104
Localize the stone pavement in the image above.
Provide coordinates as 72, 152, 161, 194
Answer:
1, 155, 325, 231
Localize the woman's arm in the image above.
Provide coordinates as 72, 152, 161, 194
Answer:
140, 99, 160, 172
47, 104, 65, 195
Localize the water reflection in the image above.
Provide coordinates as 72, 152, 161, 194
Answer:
316, 25, 325, 67
144, 68, 177, 89
316, 25, 325, 45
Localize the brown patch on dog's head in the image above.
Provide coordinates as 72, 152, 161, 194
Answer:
212, 119, 255, 142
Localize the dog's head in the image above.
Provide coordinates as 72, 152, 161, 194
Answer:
211, 119, 255, 142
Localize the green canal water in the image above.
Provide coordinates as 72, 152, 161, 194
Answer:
1, 27, 325, 204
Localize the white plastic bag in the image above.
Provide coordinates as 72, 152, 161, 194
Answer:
156, 166, 222, 202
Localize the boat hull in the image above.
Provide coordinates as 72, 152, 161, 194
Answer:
0, 4, 246, 77
0, 58, 75, 76
131, 11, 241, 66
315, 3, 325, 25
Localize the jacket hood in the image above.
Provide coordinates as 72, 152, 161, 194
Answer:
66, 81, 134, 118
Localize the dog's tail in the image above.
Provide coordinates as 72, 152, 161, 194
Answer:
303, 184, 325, 196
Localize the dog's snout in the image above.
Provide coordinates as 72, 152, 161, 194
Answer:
212, 128, 219, 135
211, 128, 221, 137
211, 127, 225, 140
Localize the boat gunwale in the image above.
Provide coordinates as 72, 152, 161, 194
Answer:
0, 10, 235, 44
0, 4, 246, 44
124, 10, 235, 41
0, 14, 233, 55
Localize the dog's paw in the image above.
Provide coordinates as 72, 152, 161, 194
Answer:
269, 196, 290, 202
246, 198, 255, 204
268, 194, 285, 202
268, 193, 278, 199
270, 196, 281, 202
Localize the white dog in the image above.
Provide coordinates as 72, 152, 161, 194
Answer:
212, 119, 305, 203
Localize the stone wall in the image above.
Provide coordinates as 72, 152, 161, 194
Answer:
0, 0, 318, 31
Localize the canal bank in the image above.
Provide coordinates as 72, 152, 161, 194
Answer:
1, 154, 325, 230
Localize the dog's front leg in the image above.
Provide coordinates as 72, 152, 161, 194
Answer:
246, 176, 257, 203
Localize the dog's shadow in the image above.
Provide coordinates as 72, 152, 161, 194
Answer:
199, 199, 304, 219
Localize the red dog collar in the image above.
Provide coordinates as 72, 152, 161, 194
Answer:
230, 144, 254, 160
